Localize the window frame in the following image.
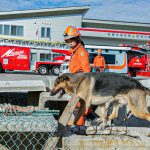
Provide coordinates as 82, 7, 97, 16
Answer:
4, 25, 10, 35
41, 27, 51, 38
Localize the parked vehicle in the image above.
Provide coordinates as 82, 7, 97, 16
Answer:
60, 45, 129, 75
59, 44, 150, 77
0, 45, 30, 72
127, 45, 150, 77
1, 44, 149, 77
0, 45, 64, 75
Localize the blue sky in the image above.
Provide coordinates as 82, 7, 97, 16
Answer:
0, 0, 150, 23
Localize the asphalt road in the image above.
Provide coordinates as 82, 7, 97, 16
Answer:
0, 71, 57, 85
0, 71, 150, 94
0, 71, 149, 81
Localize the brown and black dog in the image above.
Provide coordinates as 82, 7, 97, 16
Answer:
50, 72, 150, 125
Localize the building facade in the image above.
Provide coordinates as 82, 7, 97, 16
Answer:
81, 19, 150, 46
0, 5, 149, 46
0, 6, 88, 43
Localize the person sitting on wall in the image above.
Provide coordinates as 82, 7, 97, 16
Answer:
93, 49, 105, 72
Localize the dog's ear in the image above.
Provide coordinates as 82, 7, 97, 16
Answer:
60, 74, 69, 82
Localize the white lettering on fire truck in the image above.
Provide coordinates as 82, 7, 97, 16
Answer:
1, 49, 27, 59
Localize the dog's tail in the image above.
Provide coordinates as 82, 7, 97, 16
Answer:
145, 87, 150, 96
128, 96, 150, 122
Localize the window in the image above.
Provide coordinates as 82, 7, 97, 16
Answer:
41, 27, 51, 38
11, 25, 23, 36
11, 25, 17, 35
89, 53, 116, 64
17, 26, 23, 36
53, 54, 59, 60
86, 48, 96, 53
40, 53, 51, 61
0, 25, 2, 34
46, 28, 50, 37
4, 25, 10, 35
89, 53, 97, 63
0, 24, 23, 36
52, 54, 64, 62
46, 54, 51, 61
103, 54, 116, 64
41, 27, 45, 38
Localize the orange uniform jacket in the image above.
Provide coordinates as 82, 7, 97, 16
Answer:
68, 42, 91, 126
69, 43, 91, 74
93, 56, 105, 71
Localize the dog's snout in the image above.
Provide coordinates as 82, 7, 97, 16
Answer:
50, 92, 54, 96
50, 89, 54, 96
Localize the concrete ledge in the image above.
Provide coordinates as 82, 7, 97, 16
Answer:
62, 127, 150, 150
0, 80, 46, 92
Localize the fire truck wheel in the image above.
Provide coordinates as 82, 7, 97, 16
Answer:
52, 66, 60, 76
38, 65, 48, 75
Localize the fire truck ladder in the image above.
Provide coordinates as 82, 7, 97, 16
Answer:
0, 37, 69, 50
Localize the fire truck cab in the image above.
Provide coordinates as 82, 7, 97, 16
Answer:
127, 45, 150, 77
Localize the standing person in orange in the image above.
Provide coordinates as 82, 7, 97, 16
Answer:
64, 26, 91, 73
63, 25, 91, 126
93, 49, 105, 72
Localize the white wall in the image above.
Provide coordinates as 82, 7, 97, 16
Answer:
82, 36, 147, 46
0, 14, 82, 42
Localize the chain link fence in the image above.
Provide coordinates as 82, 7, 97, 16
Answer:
0, 105, 67, 150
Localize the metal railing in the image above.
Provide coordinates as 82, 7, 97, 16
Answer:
0, 37, 69, 50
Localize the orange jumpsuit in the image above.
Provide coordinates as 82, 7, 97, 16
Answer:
93, 56, 105, 72
68, 42, 91, 126
69, 43, 91, 73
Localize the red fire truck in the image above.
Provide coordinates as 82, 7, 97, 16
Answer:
35, 49, 70, 75
127, 44, 150, 77
0, 44, 149, 77
0, 45, 64, 75
0, 45, 30, 72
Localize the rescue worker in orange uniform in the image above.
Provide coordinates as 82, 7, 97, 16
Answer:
64, 26, 91, 73
63, 25, 91, 126
93, 49, 105, 72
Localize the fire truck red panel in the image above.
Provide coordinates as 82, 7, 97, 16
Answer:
0, 46, 30, 71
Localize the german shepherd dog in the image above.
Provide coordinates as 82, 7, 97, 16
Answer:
50, 72, 150, 126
